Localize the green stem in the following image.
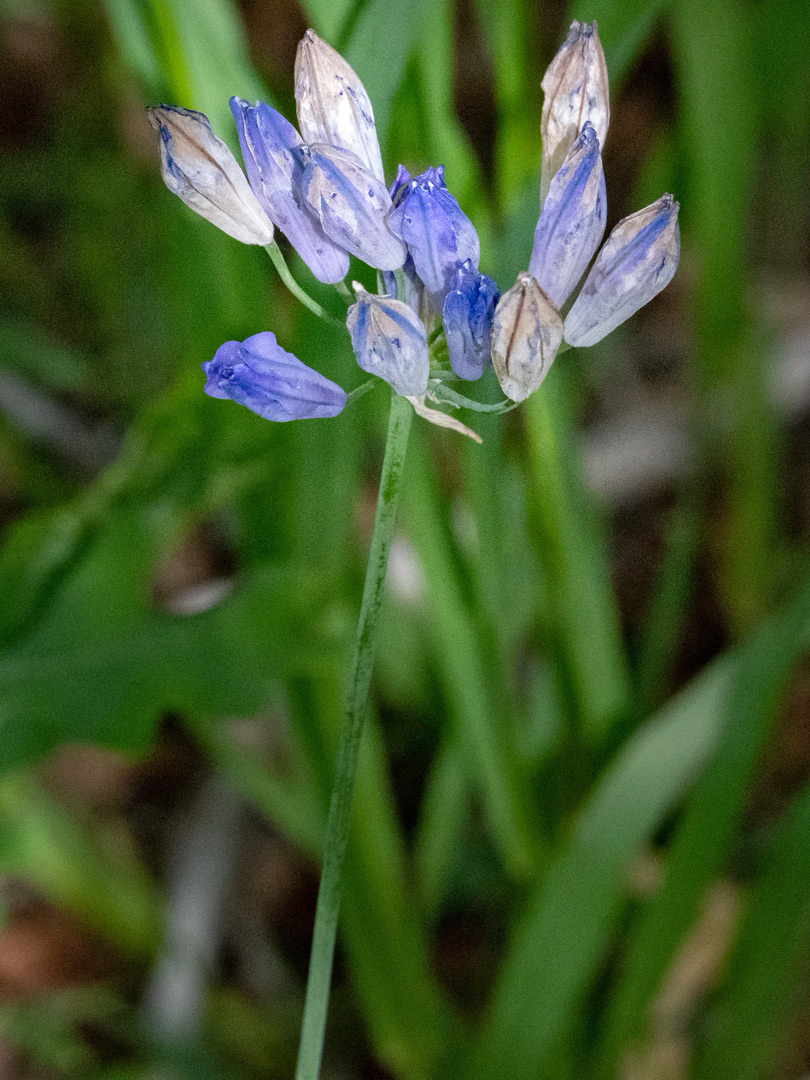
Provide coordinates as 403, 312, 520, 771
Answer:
264, 241, 343, 327
294, 391, 414, 1080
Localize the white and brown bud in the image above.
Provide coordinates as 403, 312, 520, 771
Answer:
491, 273, 563, 402
540, 21, 609, 203
147, 105, 274, 245
294, 29, 385, 183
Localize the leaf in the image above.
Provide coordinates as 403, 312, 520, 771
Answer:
598, 569, 810, 1075
692, 781, 810, 1080
0, 508, 338, 771
468, 569, 810, 1080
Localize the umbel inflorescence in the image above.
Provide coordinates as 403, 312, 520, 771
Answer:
148, 23, 680, 429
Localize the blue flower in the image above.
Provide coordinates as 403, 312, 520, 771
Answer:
147, 105, 274, 245
564, 194, 680, 347
442, 260, 500, 381
387, 165, 480, 311
203, 332, 346, 420
300, 144, 407, 271
346, 288, 429, 396
529, 122, 606, 308
230, 97, 349, 284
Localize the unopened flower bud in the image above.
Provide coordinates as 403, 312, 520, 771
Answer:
230, 97, 349, 284
387, 165, 480, 310
442, 260, 500, 381
294, 29, 385, 183
540, 21, 609, 201
147, 105, 275, 245
301, 145, 406, 271
530, 122, 606, 308
346, 286, 429, 396
203, 332, 346, 421
491, 273, 563, 402
564, 194, 680, 347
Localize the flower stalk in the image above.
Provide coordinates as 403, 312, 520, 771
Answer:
294, 390, 414, 1080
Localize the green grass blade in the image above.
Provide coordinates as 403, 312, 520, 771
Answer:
634, 497, 700, 712
691, 781, 810, 1080
598, 569, 810, 1076
524, 368, 632, 743
404, 430, 541, 881
672, 0, 777, 628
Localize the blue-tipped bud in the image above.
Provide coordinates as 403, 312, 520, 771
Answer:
387, 166, 480, 311
540, 21, 609, 201
301, 145, 407, 271
230, 98, 349, 284
294, 29, 385, 183
564, 194, 680, 347
346, 286, 429, 396
147, 105, 275, 245
491, 273, 564, 402
442, 260, 500, 381
203, 331, 346, 421
530, 123, 606, 308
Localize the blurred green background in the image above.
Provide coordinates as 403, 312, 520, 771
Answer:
0, 0, 809, 1077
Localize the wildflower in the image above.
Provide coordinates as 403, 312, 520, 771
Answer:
564, 194, 680, 347
301, 144, 407, 271
203, 331, 346, 421
442, 260, 499, 381
491, 273, 563, 402
387, 165, 480, 310
540, 21, 609, 201
346, 286, 429, 396
294, 29, 385, 183
147, 105, 274, 245
230, 97, 349, 284
529, 122, 606, 308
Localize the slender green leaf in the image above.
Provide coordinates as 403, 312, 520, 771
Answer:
692, 782, 810, 1080
599, 569, 810, 1075
525, 367, 632, 742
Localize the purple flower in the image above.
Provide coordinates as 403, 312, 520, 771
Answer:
564, 194, 680, 347
230, 97, 349, 284
203, 332, 346, 421
387, 165, 480, 311
529, 122, 606, 308
442, 260, 499, 381
300, 144, 407, 271
346, 288, 429, 396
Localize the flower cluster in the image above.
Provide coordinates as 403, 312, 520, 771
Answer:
149, 23, 679, 428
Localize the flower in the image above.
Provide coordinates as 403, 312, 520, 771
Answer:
442, 260, 499, 381
294, 29, 385, 183
202, 332, 346, 420
230, 97, 349, 283
564, 194, 680, 347
387, 165, 480, 310
300, 144, 407, 271
491, 273, 563, 402
346, 286, 429, 396
147, 105, 274, 245
540, 21, 609, 201
529, 122, 606, 308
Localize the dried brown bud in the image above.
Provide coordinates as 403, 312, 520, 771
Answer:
491, 273, 563, 402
